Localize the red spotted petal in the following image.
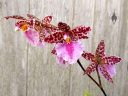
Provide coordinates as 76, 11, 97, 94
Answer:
43, 16, 52, 24
58, 22, 70, 32
104, 56, 121, 65
44, 32, 65, 43
71, 26, 91, 40
31, 20, 47, 33
27, 14, 40, 20
84, 63, 96, 74
36, 26, 56, 41
5, 15, 26, 20
26, 15, 46, 31
15, 20, 30, 27
99, 66, 113, 83
82, 52, 95, 62
96, 40, 105, 58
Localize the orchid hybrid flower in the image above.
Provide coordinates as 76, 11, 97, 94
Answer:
82, 40, 121, 82
5, 14, 57, 47
44, 22, 91, 65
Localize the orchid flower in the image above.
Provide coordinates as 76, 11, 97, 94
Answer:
45, 22, 91, 65
5, 14, 57, 47
82, 40, 121, 82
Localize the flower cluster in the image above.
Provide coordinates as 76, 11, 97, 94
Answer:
5, 14, 121, 83
5, 15, 90, 65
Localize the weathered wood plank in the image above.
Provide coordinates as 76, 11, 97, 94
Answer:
0, 0, 29, 96
117, 0, 128, 95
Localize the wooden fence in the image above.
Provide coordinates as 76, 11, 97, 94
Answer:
0, 0, 128, 96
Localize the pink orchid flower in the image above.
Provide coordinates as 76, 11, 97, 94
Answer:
82, 40, 121, 82
51, 41, 84, 66
5, 14, 56, 47
45, 22, 91, 65
55, 40, 84, 64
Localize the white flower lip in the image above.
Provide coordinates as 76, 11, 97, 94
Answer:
15, 26, 20, 31
63, 34, 68, 40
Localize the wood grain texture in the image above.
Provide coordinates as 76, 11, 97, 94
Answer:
0, 0, 128, 96
0, 0, 29, 96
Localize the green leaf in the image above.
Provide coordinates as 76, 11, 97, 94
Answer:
83, 90, 91, 96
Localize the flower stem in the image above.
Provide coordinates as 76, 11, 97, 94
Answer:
96, 65, 102, 87
77, 59, 107, 96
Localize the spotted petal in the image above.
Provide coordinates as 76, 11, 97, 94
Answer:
44, 32, 65, 43
43, 16, 52, 24
99, 66, 113, 83
71, 26, 91, 40
58, 22, 70, 32
104, 56, 121, 65
5, 15, 26, 20
103, 64, 116, 77
84, 63, 97, 74
15, 20, 30, 28
96, 40, 105, 58
27, 14, 40, 20
82, 52, 95, 62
